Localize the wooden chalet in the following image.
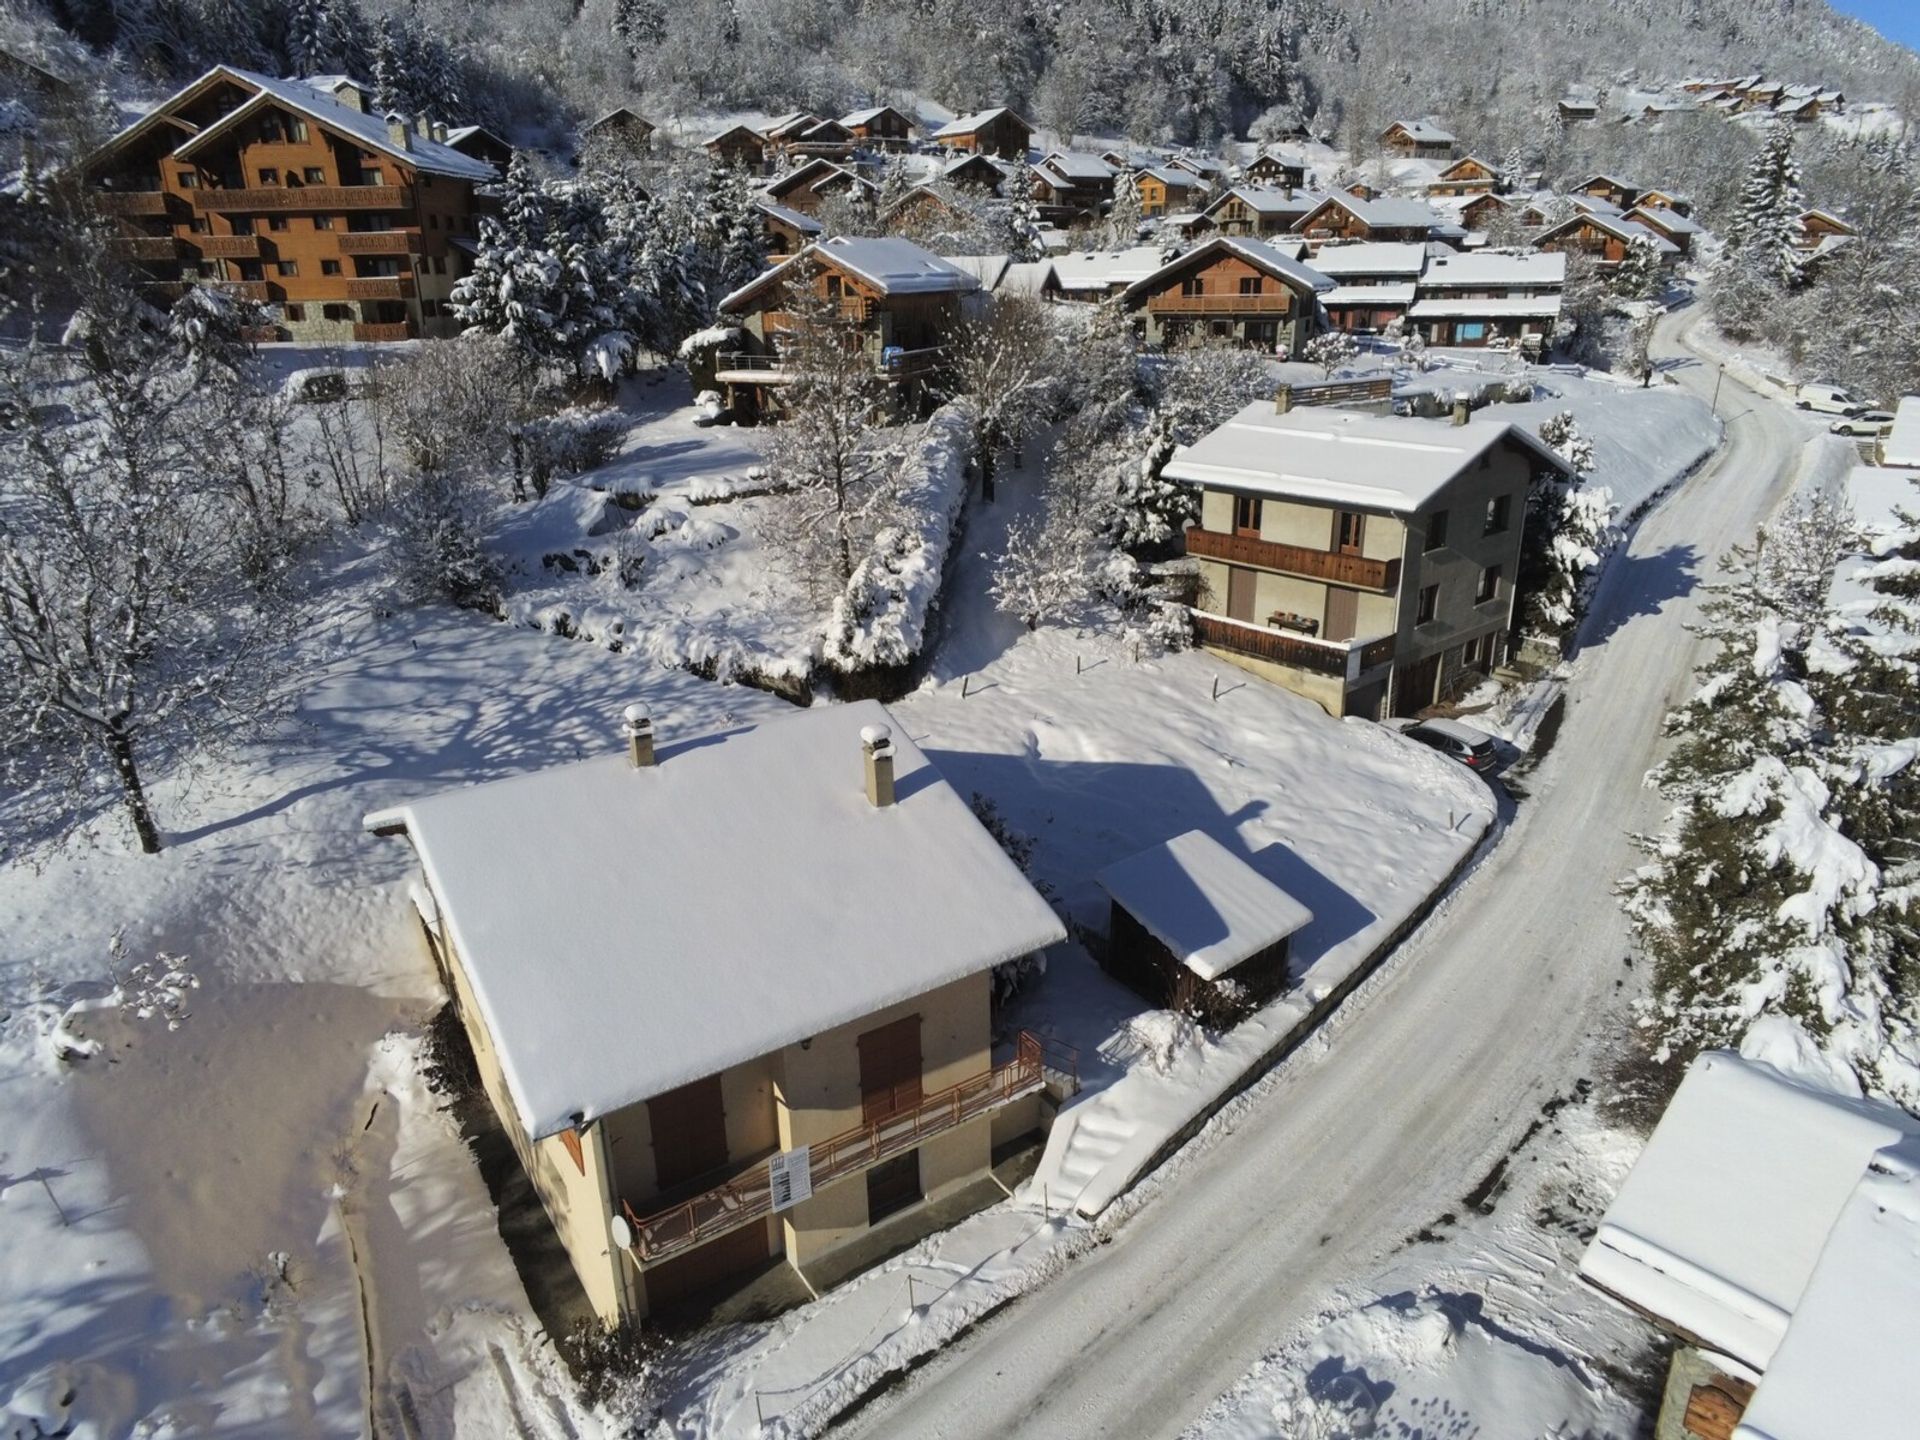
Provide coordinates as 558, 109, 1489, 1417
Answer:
1427, 155, 1501, 197
1309, 242, 1426, 334
1168, 153, 1228, 185
941, 152, 1009, 195
1625, 204, 1701, 257
1794, 208, 1856, 250
713, 235, 979, 418
762, 157, 876, 216
1029, 150, 1117, 221
1536, 210, 1679, 267
1136, 166, 1203, 219
1243, 150, 1306, 188
705, 124, 770, 172
1455, 191, 1511, 232
785, 117, 856, 160
1575, 174, 1640, 209
840, 105, 915, 150
1203, 185, 1323, 237
1380, 120, 1455, 159
582, 105, 655, 155
753, 196, 822, 256
930, 107, 1031, 160
442, 124, 512, 171
1556, 98, 1599, 124
1120, 234, 1332, 357
1632, 186, 1690, 215
83, 66, 500, 344
1295, 192, 1438, 246
762, 112, 821, 148
1408, 251, 1564, 348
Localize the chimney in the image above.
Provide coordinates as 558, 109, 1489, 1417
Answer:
1274, 383, 1294, 414
1451, 391, 1471, 426
385, 112, 412, 151
622, 703, 655, 768
335, 81, 367, 113
414, 114, 432, 138
861, 723, 895, 808
432, 120, 449, 143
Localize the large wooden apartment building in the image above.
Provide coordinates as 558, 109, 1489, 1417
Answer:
84, 67, 501, 343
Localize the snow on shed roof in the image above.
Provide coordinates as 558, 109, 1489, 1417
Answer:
1629, 205, 1703, 235
1162, 403, 1567, 513
1304, 242, 1428, 279
751, 196, 823, 233
1123, 234, 1332, 302
1098, 830, 1311, 982
1417, 251, 1565, 288
1311, 192, 1441, 230
366, 700, 1065, 1139
1048, 245, 1167, 291
940, 253, 1012, 289
1885, 395, 1920, 469
1320, 283, 1417, 307
1139, 165, 1202, 188
1578, 1052, 1920, 1371
718, 234, 979, 311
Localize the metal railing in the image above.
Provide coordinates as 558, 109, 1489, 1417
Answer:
1192, 610, 1395, 680
622, 1030, 1064, 1264
1184, 527, 1399, 592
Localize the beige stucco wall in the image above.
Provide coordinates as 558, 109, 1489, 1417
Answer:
1200, 489, 1233, 532
1255, 569, 1326, 624
1200, 643, 1348, 715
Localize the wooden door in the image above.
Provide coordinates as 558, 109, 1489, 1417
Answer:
1225, 566, 1257, 622
857, 1015, 922, 1125
647, 1074, 729, 1191
1324, 586, 1358, 642
865, 1150, 922, 1224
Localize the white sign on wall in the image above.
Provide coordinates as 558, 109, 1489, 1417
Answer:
768, 1145, 814, 1212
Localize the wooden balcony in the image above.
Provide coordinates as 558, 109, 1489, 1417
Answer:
1148, 291, 1293, 314
193, 185, 411, 213
94, 190, 174, 216
199, 235, 266, 258
337, 230, 418, 255
1193, 611, 1395, 679
1184, 527, 1400, 593
107, 235, 192, 261
352, 321, 414, 342
345, 276, 414, 300
622, 1031, 1073, 1265
217, 281, 274, 302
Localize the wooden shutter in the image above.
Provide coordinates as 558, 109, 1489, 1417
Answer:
857, 1015, 923, 1125
647, 1075, 729, 1190
1324, 587, 1359, 642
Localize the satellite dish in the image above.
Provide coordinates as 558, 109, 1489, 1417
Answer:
609, 1213, 634, 1250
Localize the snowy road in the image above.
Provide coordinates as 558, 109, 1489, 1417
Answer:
833, 309, 1821, 1440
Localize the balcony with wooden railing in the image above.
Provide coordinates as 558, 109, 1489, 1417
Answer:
1193, 611, 1395, 680
352, 321, 414, 342
345, 276, 415, 300
214, 281, 274, 303
107, 235, 193, 261
337, 230, 419, 255
193, 184, 412, 212
94, 190, 175, 216
1184, 527, 1400, 593
1147, 290, 1293, 314
713, 343, 947, 386
621, 1030, 1075, 1265
199, 235, 267, 258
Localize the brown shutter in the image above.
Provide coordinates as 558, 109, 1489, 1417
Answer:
857, 1015, 923, 1125
647, 1075, 729, 1190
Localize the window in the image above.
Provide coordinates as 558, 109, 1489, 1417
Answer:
322, 303, 352, 320
291, 119, 310, 143
1238, 275, 1264, 295
1180, 275, 1206, 297
258, 167, 280, 185
304, 167, 324, 184
321, 259, 341, 276
363, 168, 384, 186
1424, 509, 1449, 552
189, 218, 211, 234
260, 118, 282, 143
277, 260, 299, 277
177, 171, 199, 188
1336, 510, 1365, 554
1476, 564, 1501, 604
1416, 584, 1439, 625
1233, 495, 1262, 535
314, 215, 335, 230
232, 217, 254, 235
267, 216, 288, 232
285, 304, 305, 321
1484, 493, 1510, 535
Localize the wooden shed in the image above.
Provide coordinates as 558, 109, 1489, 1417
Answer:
1096, 830, 1312, 1023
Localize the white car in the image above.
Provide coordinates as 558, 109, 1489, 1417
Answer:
1795, 382, 1869, 416
1829, 411, 1895, 438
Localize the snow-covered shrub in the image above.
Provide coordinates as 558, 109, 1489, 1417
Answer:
387, 469, 503, 612
1304, 329, 1359, 377
519, 407, 626, 496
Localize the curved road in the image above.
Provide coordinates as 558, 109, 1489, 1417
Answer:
835, 309, 1823, 1440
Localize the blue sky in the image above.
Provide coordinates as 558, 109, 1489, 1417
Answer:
1835, 0, 1920, 50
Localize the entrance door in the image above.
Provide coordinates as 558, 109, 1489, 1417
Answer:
857, 1015, 922, 1125
866, 1150, 922, 1224
1225, 566, 1257, 622
1393, 655, 1442, 717
647, 1074, 729, 1191
1324, 586, 1358, 642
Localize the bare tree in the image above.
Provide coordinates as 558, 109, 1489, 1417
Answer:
950, 294, 1063, 502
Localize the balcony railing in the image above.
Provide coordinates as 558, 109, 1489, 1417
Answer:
1193, 611, 1395, 680
199, 235, 266, 258
622, 1030, 1072, 1265
1147, 291, 1293, 314
337, 230, 418, 255
107, 235, 192, 260
352, 321, 414, 342
713, 345, 947, 383
94, 190, 174, 216
1184, 527, 1400, 593
345, 276, 415, 300
193, 184, 412, 212
214, 281, 273, 302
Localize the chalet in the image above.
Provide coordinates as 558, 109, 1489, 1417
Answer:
1202, 185, 1325, 237
942, 253, 1057, 299
1097, 830, 1311, 1023
941, 152, 1010, 195
1168, 153, 1228, 185
713, 235, 979, 417
1380, 120, 1455, 159
1536, 210, 1679, 268
752, 197, 821, 257
1426, 155, 1501, 197
705, 124, 770, 172
1029, 150, 1117, 220
761, 157, 876, 216
442, 124, 513, 171
1343, 179, 1376, 200
1047, 246, 1166, 301
1742, 79, 1786, 108
1309, 241, 1426, 334
762, 112, 822, 148
1625, 204, 1701, 257
1101, 147, 1153, 171
839, 104, 915, 150
1793, 208, 1856, 250
1574, 174, 1641, 209
1164, 403, 1571, 717
582, 105, 655, 155
1408, 250, 1564, 347
1243, 150, 1306, 188
1455, 191, 1512, 232
1775, 95, 1821, 123
366, 701, 1068, 1324
1633, 187, 1691, 215
1295, 192, 1439, 246
785, 117, 856, 160
1135, 165, 1203, 219
1120, 234, 1331, 357
930, 107, 1031, 161
1578, 1052, 1920, 1440
83, 66, 500, 344
1556, 98, 1599, 124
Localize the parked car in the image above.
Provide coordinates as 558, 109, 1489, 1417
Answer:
1795, 382, 1869, 416
1384, 717, 1500, 773
1829, 411, 1896, 437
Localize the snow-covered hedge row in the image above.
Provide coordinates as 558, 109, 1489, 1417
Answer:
820, 400, 975, 673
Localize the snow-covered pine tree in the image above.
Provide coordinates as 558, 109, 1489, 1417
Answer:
612, 0, 668, 54
1103, 169, 1142, 246
1727, 121, 1808, 290
1611, 235, 1665, 303
1516, 411, 1613, 639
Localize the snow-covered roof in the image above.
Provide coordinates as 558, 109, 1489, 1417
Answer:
1569, 193, 1624, 216
586, 105, 653, 134
1407, 295, 1563, 319
998, 260, 1056, 296
705, 122, 767, 147
1541, 210, 1680, 254
1040, 150, 1116, 182
1123, 234, 1332, 304
1140, 165, 1201, 189
932, 106, 1026, 139
718, 234, 980, 311
763, 157, 863, 200
149, 67, 499, 181
1308, 192, 1441, 231
840, 104, 907, 129
940, 253, 1011, 289
1417, 251, 1566, 288
1884, 395, 1920, 469
1170, 153, 1227, 175
1388, 120, 1456, 143
1320, 283, 1418, 307
751, 196, 823, 234
1162, 403, 1568, 513
1304, 242, 1428, 279
1205, 185, 1324, 218
763, 111, 820, 139
1628, 205, 1702, 235
1048, 245, 1167, 291
366, 701, 1065, 1139
1097, 830, 1312, 982
1578, 1052, 1920, 1371
1732, 1146, 1920, 1440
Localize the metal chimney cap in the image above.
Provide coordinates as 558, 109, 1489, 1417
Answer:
860, 723, 893, 749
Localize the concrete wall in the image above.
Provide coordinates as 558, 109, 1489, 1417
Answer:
1201, 643, 1349, 715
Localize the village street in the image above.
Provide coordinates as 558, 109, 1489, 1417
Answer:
833, 306, 1825, 1440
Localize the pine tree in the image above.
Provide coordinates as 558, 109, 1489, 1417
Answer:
1727, 122, 1807, 290
1516, 412, 1613, 637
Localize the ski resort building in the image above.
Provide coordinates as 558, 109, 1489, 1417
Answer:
1119, 235, 1332, 356
1579, 1052, 1920, 1440
83, 66, 500, 343
1164, 402, 1571, 717
365, 701, 1070, 1325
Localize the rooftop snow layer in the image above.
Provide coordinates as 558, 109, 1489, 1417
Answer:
1040, 150, 1116, 181
1578, 1052, 1920, 1371
1304, 242, 1428, 278
1392, 120, 1457, 143
1162, 403, 1562, 513
718, 234, 979, 311
1314, 192, 1441, 230
1407, 295, 1563, 319
1884, 395, 1920, 469
752, 197, 824, 234
1097, 830, 1312, 981
933, 107, 1018, 138
1048, 246, 1166, 290
1124, 235, 1332, 301
366, 700, 1066, 1140
1417, 251, 1566, 288
1320, 283, 1418, 307
1207, 186, 1325, 217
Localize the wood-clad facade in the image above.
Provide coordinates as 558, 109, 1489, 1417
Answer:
935, 109, 1031, 160
1123, 242, 1318, 357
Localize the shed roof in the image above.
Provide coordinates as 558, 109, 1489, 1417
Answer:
1320, 283, 1418, 307
1048, 245, 1167, 291
1204, 185, 1324, 218
933, 106, 1028, 138
365, 701, 1065, 1140
1098, 830, 1311, 981
1388, 119, 1456, 143
1408, 295, 1563, 319
1040, 150, 1116, 182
